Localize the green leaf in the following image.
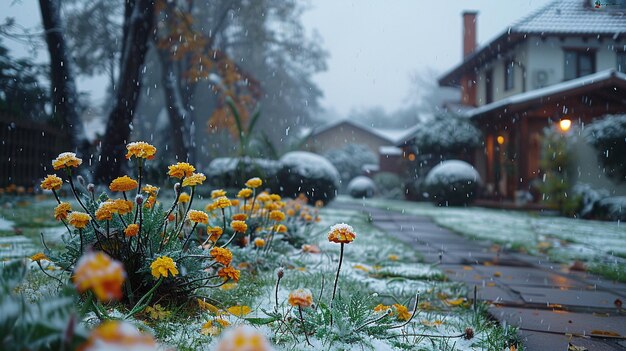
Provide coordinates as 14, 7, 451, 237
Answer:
243, 316, 280, 325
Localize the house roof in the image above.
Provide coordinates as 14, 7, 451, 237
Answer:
439, 0, 626, 86
463, 69, 626, 119
309, 119, 420, 144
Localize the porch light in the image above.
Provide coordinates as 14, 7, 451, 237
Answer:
408, 153, 416, 161
496, 135, 505, 145
559, 118, 572, 132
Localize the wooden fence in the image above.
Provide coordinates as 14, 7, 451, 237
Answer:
0, 113, 71, 188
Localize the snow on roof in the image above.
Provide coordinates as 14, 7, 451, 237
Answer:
379, 146, 403, 155
309, 119, 419, 144
464, 69, 626, 119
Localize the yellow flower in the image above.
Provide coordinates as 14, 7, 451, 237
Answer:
327, 223, 356, 244
231, 199, 240, 207
288, 288, 313, 308
218, 266, 240, 282
54, 202, 72, 221
231, 213, 248, 221
315, 200, 325, 208
182, 172, 206, 187
215, 326, 272, 351
388, 254, 399, 261
245, 177, 262, 189
208, 226, 224, 242
73, 252, 126, 302
269, 210, 285, 222
109, 176, 138, 192
237, 188, 253, 199
40, 175, 63, 191
144, 195, 156, 209
95, 202, 115, 221
256, 193, 271, 203
254, 238, 266, 247
188, 209, 209, 224
68, 211, 91, 229
374, 304, 391, 313
80, 321, 157, 350
142, 184, 159, 196
150, 256, 179, 279
124, 223, 139, 237
231, 220, 247, 233
168, 162, 195, 179
52, 152, 82, 170
286, 209, 296, 217
210, 247, 233, 266
275, 224, 287, 233
179, 192, 190, 203
125, 141, 156, 160
393, 304, 411, 321
270, 194, 281, 201
213, 196, 232, 209
111, 199, 134, 215
211, 189, 226, 199
31, 252, 48, 262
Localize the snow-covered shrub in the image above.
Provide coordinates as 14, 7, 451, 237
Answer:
424, 160, 481, 206
324, 144, 377, 189
585, 114, 626, 183
206, 157, 280, 190
373, 172, 403, 199
275, 151, 340, 204
595, 197, 626, 221
572, 183, 609, 218
347, 176, 376, 198
410, 114, 481, 155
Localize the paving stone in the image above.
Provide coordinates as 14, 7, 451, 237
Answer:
508, 286, 623, 309
473, 266, 587, 288
517, 330, 621, 351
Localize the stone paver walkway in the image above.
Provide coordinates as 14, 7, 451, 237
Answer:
333, 201, 626, 351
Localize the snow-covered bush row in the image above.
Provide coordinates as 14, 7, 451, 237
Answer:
410, 114, 482, 155
276, 151, 340, 204
347, 176, 376, 198
584, 114, 626, 182
206, 157, 281, 189
423, 160, 481, 206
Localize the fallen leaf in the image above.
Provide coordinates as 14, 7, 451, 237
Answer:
590, 330, 621, 337
220, 283, 238, 291
197, 299, 220, 314
445, 298, 466, 306
462, 266, 473, 271
493, 271, 502, 277
227, 305, 252, 317
567, 343, 588, 351
353, 264, 370, 272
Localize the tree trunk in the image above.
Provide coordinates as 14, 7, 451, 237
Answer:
94, 0, 155, 182
157, 48, 191, 162
38, 0, 89, 156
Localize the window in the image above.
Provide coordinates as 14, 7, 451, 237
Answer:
504, 60, 514, 91
564, 50, 595, 80
618, 51, 626, 73
485, 69, 493, 103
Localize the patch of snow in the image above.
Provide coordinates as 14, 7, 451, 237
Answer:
0, 217, 14, 231
280, 151, 340, 186
424, 160, 481, 185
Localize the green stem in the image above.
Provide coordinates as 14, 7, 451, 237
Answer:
124, 277, 163, 319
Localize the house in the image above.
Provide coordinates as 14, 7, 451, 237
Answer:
436, 0, 626, 200
303, 119, 416, 174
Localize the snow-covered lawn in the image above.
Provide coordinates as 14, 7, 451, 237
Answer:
339, 196, 626, 269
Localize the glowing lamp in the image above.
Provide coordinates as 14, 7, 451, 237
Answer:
408, 153, 416, 161
559, 118, 572, 132
496, 135, 505, 145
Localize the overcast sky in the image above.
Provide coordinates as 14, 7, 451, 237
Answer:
4, 0, 553, 116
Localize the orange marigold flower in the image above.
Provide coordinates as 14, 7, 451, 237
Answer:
231, 213, 247, 221
31, 252, 48, 262
125, 141, 156, 160
210, 247, 233, 266
124, 223, 139, 237
286, 209, 296, 217
374, 304, 391, 313
254, 238, 266, 247
54, 202, 72, 221
40, 175, 63, 191
231, 220, 247, 233
144, 195, 156, 209
237, 188, 253, 199
245, 177, 262, 189
150, 256, 179, 279
218, 266, 240, 282
256, 193, 271, 203
73, 252, 126, 301
215, 326, 272, 351
275, 224, 287, 233
288, 288, 313, 308
269, 194, 281, 201
188, 209, 209, 224
208, 226, 223, 242
80, 321, 157, 351
142, 184, 159, 196
52, 152, 82, 170
213, 196, 232, 209
109, 175, 138, 192
231, 199, 240, 207
167, 162, 195, 179
315, 200, 325, 208
68, 211, 91, 229
111, 199, 134, 215
269, 210, 285, 222
211, 189, 226, 199
393, 304, 411, 321
327, 223, 356, 244
179, 192, 190, 203
301, 244, 320, 254
182, 172, 206, 187
95, 202, 115, 221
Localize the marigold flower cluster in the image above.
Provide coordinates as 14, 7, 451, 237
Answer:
80, 321, 158, 351
54, 202, 72, 221
52, 152, 82, 170
218, 266, 240, 282
168, 162, 195, 178
188, 209, 209, 224
210, 247, 233, 266
327, 223, 356, 244
73, 252, 126, 302
288, 288, 313, 308
40, 174, 63, 191
151, 256, 179, 279
126, 141, 157, 160
182, 172, 206, 187
68, 211, 91, 229
215, 326, 273, 351
109, 175, 138, 192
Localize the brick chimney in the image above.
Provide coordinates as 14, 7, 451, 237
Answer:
463, 11, 478, 57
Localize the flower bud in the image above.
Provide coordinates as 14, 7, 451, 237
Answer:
77, 175, 86, 187
174, 182, 181, 195
276, 267, 284, 279
135, 194, 144, 205
87, 184, 95, 193
464, 327, 474, 340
